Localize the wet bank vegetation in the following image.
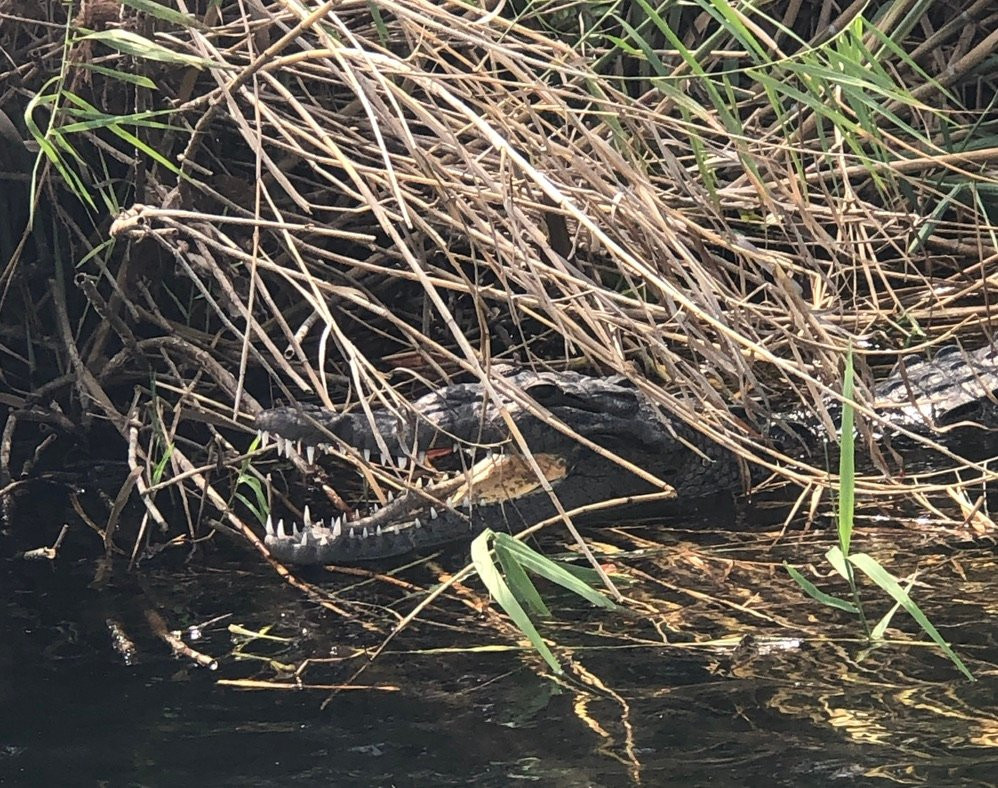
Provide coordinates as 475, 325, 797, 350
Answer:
1, 0, 997, 684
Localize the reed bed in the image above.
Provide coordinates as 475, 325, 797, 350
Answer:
1, 0, 996, 589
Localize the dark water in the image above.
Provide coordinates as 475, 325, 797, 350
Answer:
3, 503, 997, 787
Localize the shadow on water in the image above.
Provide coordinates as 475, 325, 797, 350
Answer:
3, 493, 997, 786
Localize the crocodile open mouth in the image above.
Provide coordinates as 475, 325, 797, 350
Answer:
255, 424, 568, 564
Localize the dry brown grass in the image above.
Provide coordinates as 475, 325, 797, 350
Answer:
1, 0, 997, 578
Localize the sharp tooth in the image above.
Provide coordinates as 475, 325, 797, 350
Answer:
376, 525, 382, 536
413, 517, 421, 528
274, 436, 284, 456
396, 455, 407, 470
486, 449, 494, 460
277, 518, 287, 538
415, 477, 424, 488
265, 514, 274, 535
259, 431, 270, 448
306, 445, 316, 464
417, 451, 426, 465
387, 490, 395, 502
380, 452, 390, 465
348, 527, 357, 539
363, 448, 371, 462
292, 522, 301, 539
332, 516, 342, 537
296, 440, 302, 455
362, 527, 369, 539
429, 506, 438, 519
299, 529, 308, 546
452, 443, 460, 453
304, 505, 312, 527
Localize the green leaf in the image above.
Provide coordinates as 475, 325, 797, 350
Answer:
824, 545, 850, 581
119, 0, 205, 28
849, 553, 974, 681
76, 63, 158, 88
785, 562, 860, 614
471, 531, 562, 674
700, 0, 769, 62
24, 84, 99, 213
552, 561, 621, 587
870, 588, 907, 641
233, 492, 265, 524
234, 437, 268, 524
152, 441, 174, 484
75, 30, 224, 70
495, 540, 551, 618
494, 534, 616, 610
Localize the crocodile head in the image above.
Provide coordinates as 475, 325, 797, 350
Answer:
254, 369, 737, 564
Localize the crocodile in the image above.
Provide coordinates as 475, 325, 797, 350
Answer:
255, 345, 998, 565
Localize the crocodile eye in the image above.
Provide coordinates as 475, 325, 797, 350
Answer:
526, 383, 562, 404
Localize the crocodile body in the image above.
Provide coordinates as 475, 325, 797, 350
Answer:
255, 345, 998, 564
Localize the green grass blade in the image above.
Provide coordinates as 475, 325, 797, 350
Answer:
151, 441, 173, 484
551, 561, 622, 587
869, 578, 912, 641
824, 545, 850, 581
24, 86, 98, 212
233, 492, 266, 524
629, 0, 738, 132
495, 540, 551, 618
785, 563, 860, 613
494, 534, 616, 610
696, 0, 769, 63
119, 0, 204, 28
76, 63, 158, 88
234, 474, 268, 524
849, 552, 974, 681
75, 30, 223, 70
471, 531, 562, 674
